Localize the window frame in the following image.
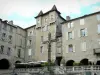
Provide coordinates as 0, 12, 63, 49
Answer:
68, 44, 73, 52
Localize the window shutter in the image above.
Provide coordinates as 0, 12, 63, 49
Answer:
68, 23, 70, 28
81, 42, 86, 51
31, 31, 33, 35
66, 32, 68, 40
73, 45, 75, 52
80, 19, 84, 25
78, 30, 80, 37
72, 31, 74, 39
71, 22, 74, 28
66, 45, 68, 53
85, 28, 88, 36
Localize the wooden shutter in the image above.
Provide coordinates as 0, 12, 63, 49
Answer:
85, 28, 88, 36
73, 45, 75, 52
72, 31, 74, 39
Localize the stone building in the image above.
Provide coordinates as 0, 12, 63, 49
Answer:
0, 5, 100, 69
0, 19, 26, 69
62, 11, 100, 66
25, 5, 65, 65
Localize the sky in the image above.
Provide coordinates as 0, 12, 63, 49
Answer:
0, 0, 100, 28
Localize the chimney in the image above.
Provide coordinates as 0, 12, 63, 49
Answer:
66, 16, 70, 21
8, 20, 13, 25
0, 18, 2, 22
3, 20, 8, 24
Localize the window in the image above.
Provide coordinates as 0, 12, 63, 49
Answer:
9, 26, 13, 32
43, 25, 48, 31
28, 31, 33, 36
51, 15, 54, 20
37, 19, 40, 25
29, 40, 32, 45
68, 44, 73, 52
9, 35, 12, 40
2, 33, 6, 41
0, 45, 4, 54
81, 42, 86, 51
8, 35, 12, 43
68, 32, 72, 39
67, 31, 74, 40
18, 49, 21, 58
7, 47, 11, 55
41, 36, 43, 42
40, 46, 43, 53
68, 22, 73, 28
98, 24, 100, 33
3, 24, 7, 30
45, 18, 47, 23
98, 39, 100, 44
80, 28, 87, 37
97, 14, 100, 21
80, 19, 84, 25
2, 33, 6, 37
28, 49, 32, 56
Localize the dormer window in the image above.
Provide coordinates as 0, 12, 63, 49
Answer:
2, 33, 6, 37
45, 18, 47, 23
37, 19, 40, 25
51, 15, 53, 20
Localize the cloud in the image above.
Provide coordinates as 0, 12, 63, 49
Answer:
0, 0, 100, 28
78, 0, 100, 6
92, 6, 100, 12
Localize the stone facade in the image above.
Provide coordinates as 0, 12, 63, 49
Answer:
0, 20, 26, 68
62, 12, 100, 65
0, 5, 100, 68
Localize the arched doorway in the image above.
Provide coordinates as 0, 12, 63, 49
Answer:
66, 60, 74, 66
80, 58, 89, 65
96, 60, 100, 65
0, 59, 10, 69
15, 61, 21, 64
55, 57, 62, 66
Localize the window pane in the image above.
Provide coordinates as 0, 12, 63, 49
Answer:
7, 47, 11, 55
80, 29, 85, 36
28, 49, 32, 56
18, 49, 21, 57
68, 32, 72, 39
80, 19, 84, 25
0, 45, 4, 54
40, 46, 43, 53
68, 44, 73, 52
71, 22, 73, 28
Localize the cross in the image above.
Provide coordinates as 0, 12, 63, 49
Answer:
42, 32, 56, 71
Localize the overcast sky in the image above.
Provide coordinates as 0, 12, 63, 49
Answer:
0, 0, 100, 28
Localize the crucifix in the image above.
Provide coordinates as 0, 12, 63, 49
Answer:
43, 32, 56, 71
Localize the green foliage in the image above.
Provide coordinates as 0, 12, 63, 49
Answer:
41, 61, 55, 67
73, 62, 80, 66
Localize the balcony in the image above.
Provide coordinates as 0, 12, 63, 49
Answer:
94, 48, 100, 54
